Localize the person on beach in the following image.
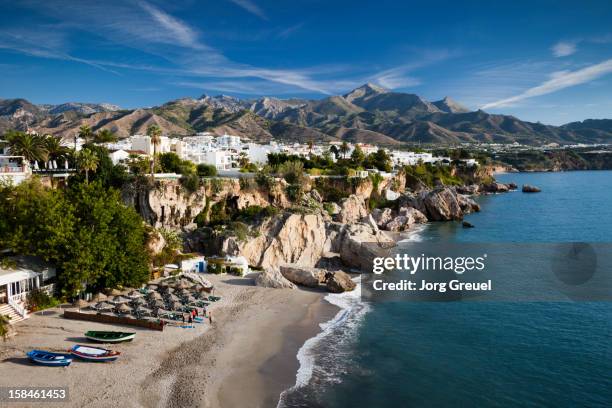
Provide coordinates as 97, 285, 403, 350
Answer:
209, 311, 213, 324
188, 314, 193, 324
182, 314, 185, 323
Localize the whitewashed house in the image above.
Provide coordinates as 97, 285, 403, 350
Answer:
0, 156, 32, 185
0, 257, 56, 324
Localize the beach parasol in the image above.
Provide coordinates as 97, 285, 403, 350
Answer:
109, 288, 123, 296
165, 293, 180, 302
146, 284, 158, 291
175, 280, 190, 290
132, 306, 151, 317
127, 290, 143, 299
151, 299, 165, 309
93, 301, 114, 311
73, 299, 88, 309
169, 301, 183, 311
116, 303, 132, 314
184, 295, 197, 304
91, 292, 107, 302
177, 288, 190, 297
131, 297, 146, 306
110, 295, 131, 304
147, 291, 162, 300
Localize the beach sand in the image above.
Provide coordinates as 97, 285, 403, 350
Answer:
0, 274, 337, 408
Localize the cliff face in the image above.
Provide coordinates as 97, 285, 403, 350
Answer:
122, 178, 272, 230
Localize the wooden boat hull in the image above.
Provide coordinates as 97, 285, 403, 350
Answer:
70, 345, 120, 362
84, 331, 136, 343
27, 350, 72, 367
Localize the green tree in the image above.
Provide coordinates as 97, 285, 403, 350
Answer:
340, 141, 350, 159
159, 152, 182, 173
5, 131, 48, 163
78, 125, 93, 143
77, 148, 99, 183
146, 124, 162, 178
351, 144, 366, 165
94, 129, 118, 143
197, 163, 217, 177
278, 160, 304, 184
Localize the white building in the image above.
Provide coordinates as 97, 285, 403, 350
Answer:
0, 257, 56, 324
109, 149, 147, 166
216, 134, 241, 149
0, 156, 31, 185
131, 135, 183, 156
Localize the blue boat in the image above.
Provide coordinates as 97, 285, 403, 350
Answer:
27, 350, 72, 367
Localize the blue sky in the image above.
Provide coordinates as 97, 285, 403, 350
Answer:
0, 0, 611, 125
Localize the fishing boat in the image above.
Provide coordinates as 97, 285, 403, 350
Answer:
70, 345, 120, 362
84, 331, 135, 343
27, 350, 72, 367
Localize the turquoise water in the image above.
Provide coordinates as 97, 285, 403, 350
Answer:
281, 171, 612, 408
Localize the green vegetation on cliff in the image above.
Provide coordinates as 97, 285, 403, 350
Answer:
0, 179, 150, 297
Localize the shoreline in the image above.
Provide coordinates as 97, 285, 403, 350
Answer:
0, 274, 337, 408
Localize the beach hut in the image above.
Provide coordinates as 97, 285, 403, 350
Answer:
116, 303, 132, 314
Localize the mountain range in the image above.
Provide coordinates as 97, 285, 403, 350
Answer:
1, 84, 611, 145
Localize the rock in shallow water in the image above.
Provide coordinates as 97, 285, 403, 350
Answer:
325, 271, 356, 293
522, 184, 541, 193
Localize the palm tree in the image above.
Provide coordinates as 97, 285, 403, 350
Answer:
77, 148, 99, 183
78, 125, 93, 143
95, 129, 117, 143
43, 135, 68, 161
5, 131, 48, 163
340, 141, 350, 159
147, 124, 162, 178
307, 140, 314, 156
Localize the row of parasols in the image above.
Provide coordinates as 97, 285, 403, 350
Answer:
76, 278, 214, 319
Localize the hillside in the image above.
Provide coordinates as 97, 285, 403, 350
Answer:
1, 85, 611, 145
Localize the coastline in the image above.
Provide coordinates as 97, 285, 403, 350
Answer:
0, 274, 337, 408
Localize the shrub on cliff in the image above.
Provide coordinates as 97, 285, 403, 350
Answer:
197, 163, 218, 177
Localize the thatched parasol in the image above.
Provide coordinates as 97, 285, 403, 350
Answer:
175, 280, 190, 290
73, 299, 88, 309
127, 290, 143, 299
131, 297, 146, 306
133, 306, 152, 317
169, 301, 183, 311
93, 301, 114, 311
111, 296, 131, 304
151, 299, 165, 309
165, 293, 180, 302
116, 303, 132, 314
109, 288, 122, 296
184, 295, 197, 304
146, 284, 158, 291
147, 291, 162, 300
92, 292, 108, 302
177, 288, 190, 297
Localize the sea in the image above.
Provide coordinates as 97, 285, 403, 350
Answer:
278, 171, 612, 408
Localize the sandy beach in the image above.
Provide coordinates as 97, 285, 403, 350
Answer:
0, 274, 337, 408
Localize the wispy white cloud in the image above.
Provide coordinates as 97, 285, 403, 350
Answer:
137, 1, 201, 49
552, 41, 577, 57
228, 0, 268, 20
481, 59, 612, 109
